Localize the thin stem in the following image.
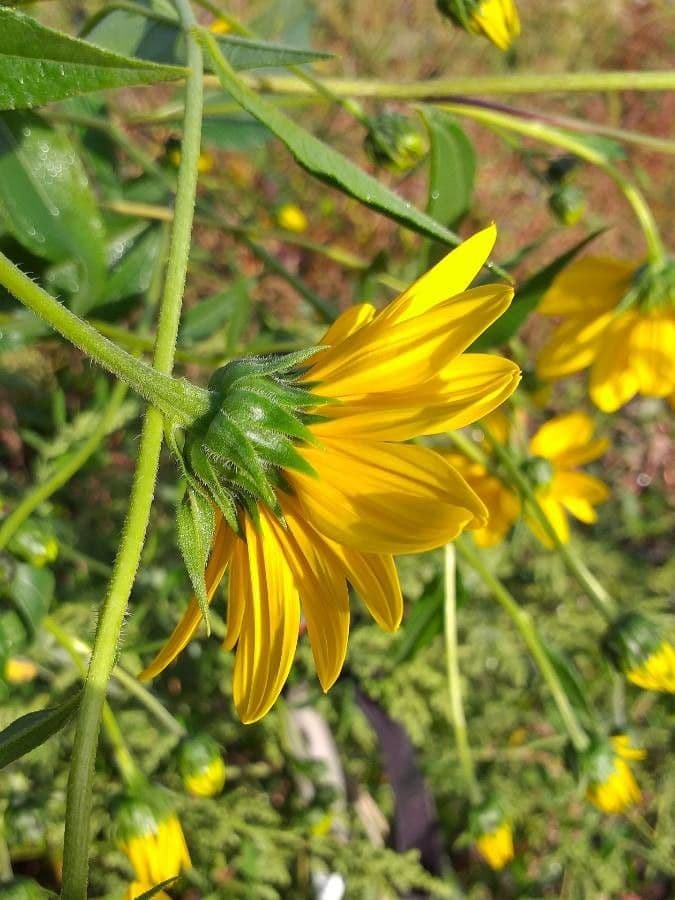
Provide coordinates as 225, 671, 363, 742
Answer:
44, 616, 186, 738
0, 254, 210, 425
482, 424, 618, 621
227, 70, 675, 98
456, 536, 589, 752
44, 618, 140, 785
443, 543, 480, 804
439, 102, 665, 262
0, 381, 128, 551
61, 2, 203, 893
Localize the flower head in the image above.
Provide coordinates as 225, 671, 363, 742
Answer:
611, 732, 647, 762
113, 785, 191, 897
470, 799, 514, 869
568, 736, 642, 815
178, 734, 226, 798
537, 257, 675, 412
437, 0, 520, 51
526, 412, 609, 546
363, 112, 428, 173
603, 612, 675, 693
141, 226, 521, 723
276, 203, 308, 233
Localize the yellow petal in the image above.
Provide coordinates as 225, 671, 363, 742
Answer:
139, 519, 235, 681
310, 355, 520, 441
306, 284, 514, 399
589, 313, 640, 412
377, 224, 497, 325
552, 471, 609, 524
319, 302, 376, 346
526, 491, 569, 547
528, 412, 607, 466
223, 537, 249, 651
538, 257, 634, 316
288, 439, 487, 555
630, 311, 675, 398
268, 504, 350, 692
233, 512, 301, 724
536, 313, 612, 379
329, 543, 402, 632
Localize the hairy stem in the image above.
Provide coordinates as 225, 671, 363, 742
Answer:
60, 1, 203, 894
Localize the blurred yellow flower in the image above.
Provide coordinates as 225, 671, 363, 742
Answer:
627, 641, 675, 693
437, 0, 520, 51
141, 226, 521, 722
537, 257, 675, 412
526, 412, 609, 546
475, 821, 514, 869
209, 18, 231, 35
115, 789, 191, 898
586, 755, 641, 815
167, 147, 214, 174
444, 453, 520, 547
611, 733, 646, 762
3, 656, 38, 684
277, 203, 308, 233
179, 733, 226, 798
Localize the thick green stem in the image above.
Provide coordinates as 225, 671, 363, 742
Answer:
0, 253, 210, 425
482, 424, 618, 621
439, 102, 665, 262
0, 381, 129, 552
456, 536, 589, 752
443, 544, 481, 804
60, 2, 203, 895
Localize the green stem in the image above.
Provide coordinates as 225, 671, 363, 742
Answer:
482, 424, 618, 622
456, 536, 589, 752
60, 2, 203, 894
439, 102, 665, 262
0, 253, 210, 425
44, 618, 140, 785
232, 70, 675, 98
0, 381, 128, 552
443, 543, 480, 804
44, 616, 185, 738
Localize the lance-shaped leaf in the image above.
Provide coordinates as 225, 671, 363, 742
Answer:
0, 7, 185, 111
0, 111, 106, 311
423, 108, 475, 228
0, 692, 81, 769
176, 487, 216, 633
201, 33, 464, 248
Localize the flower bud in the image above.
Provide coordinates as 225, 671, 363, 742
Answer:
566, 736, 641, 815
276, 203, 308, 233
437, 0, 520, 51
469, 798, 514, 869
548, 184, 586, 226
363, 113, 427, 173
602, 612, 674, 693
8, 521, 58, 568
521, 455, 554, 487
178, 734, 226, 798
4, 656, 38, 684
112, 784, 191, 896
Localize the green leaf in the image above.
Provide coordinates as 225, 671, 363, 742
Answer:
213, 34, 332, 69
543, 643, 595, 727
392, 577, 444, 665
179, 277, 252, 346
176, 488, 216, 632
470, 230, 603, 350
424, 108, 476, 228
202, 36, 464, 249
0, 7, 185, 111
0, 691, 81, 769
8, 563, 54, 640
0, 111, 106, 311
102, 226, 163, 306
135, 878, 179, 899
202, 113, 271, 151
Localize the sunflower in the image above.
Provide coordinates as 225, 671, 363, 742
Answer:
475, 821, 514, 870
537, 257, 675, 412
437, 0, 520, 51
586, 753, 642, 815
141, 226, 521, 723
525, 411, 609, 546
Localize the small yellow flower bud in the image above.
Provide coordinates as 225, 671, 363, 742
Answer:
209, 18, 232, 35
276, 203, 308, 233
470, 799, 514, 869
178, 734, 226, 798
437, 0, 520, 51
4, 656, 38, 684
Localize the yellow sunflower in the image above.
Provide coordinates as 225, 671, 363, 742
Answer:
475, 821, 514, 870
141, 226, 521, 723
526, 412, 610, 546
586, 754, 642, 815
537, 257, 675, 412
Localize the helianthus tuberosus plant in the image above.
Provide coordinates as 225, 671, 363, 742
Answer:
0, 1, 672, 897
